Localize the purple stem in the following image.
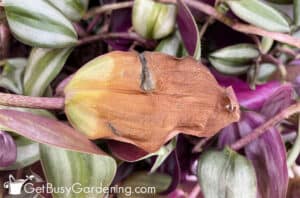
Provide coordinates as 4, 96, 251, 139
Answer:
0, 93, 64, 110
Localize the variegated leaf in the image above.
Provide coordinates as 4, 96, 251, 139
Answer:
0, 58, 27, 94
24, 48, 72, 96
40, 144, 116, 198
48, 0, 89, 21
3, 0, 78, 48
226, 0, 290, 32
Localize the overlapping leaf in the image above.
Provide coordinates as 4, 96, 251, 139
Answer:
209, 44, 259, 75
177, 0, 201, 60
0, 130, 16, 167
23, 48, 72, 96
47, 0, 89, 21
0, 109, 107, 155
226, 0, 290, 32
3, 0, 78, 48
0, 58, 27, 94
197, 148, 257, 198
40, 144, 116, 198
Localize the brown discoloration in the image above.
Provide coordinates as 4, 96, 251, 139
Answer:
64, 51, 240, 152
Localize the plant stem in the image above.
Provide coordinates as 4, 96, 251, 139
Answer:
83, 1, 134, 20
231, 102, 300, 150
184, 0, 300, 48
77, 32, 156, 48
73, 23, 88, 37
287, 114, 300, 167
0, 92, 64, 110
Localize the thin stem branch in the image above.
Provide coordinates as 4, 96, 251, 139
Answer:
231, 102, 300, 150
83, 1, 134, 20
276, 46, 297, 57
73, 23, 88, 37
287, 114, 300, 167
184, 0, 300, 48
199, 17, 214, 39
77, 32, 156, 48
0, 93, 64, 110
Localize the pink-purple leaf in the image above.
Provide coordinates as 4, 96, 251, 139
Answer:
0, 109, 107, 156
213, 70, 285, 110
0, 130, 16, 167
107, 140, 148, 161
177, 0, 201, 60
260, 83, 293, 118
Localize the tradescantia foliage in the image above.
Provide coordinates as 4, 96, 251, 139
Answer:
132, 0, 177, 39
23, 48, 73, 96
197, 148, 257, 198
198, 148, 257, 198
3, 0, 78, 48
209, 44, 259, 75
40, 144, 116, 198
225, 0, 291, 32
0, 58, 27, 94
47, 0, 89, 21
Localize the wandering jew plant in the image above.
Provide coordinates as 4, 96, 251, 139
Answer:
1, 0, 300, 197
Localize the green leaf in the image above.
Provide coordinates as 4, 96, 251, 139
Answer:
226, 0, 290, 32
294, 0, 300, 26
248, 63, 277, 84
149, 138, 177, 173
118, 172, 171, 198
0, 58, 27, 94
3, 0, 78, 48
47, 0, 89, 21
260, 37, 274, 54
132, 0, 176, 39
155, 32, 182, 56
23, 48, 72, 96
197, 148, 257, 198
40, 144, 116, 198
209, 57, 251, 75
210, 44, 259, 64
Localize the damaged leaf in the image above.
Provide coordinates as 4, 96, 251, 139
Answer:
64, 51, 240, 152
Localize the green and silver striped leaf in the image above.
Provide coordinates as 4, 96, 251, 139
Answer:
197, 148, 257, 198
209, 57, 251, 75
155, 32, 182, 56
226, 0, 290, 32
24, 48, 72, 96
0, 58, 27, 94
48, 0, 89, 21
210, 44, 259, 64
260, 37, 274, 54
3, 0, 78, 48
40, 144, 117, 198
132, 0, 176, 39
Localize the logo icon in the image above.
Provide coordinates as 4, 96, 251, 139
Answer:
3, 174, 34, 195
